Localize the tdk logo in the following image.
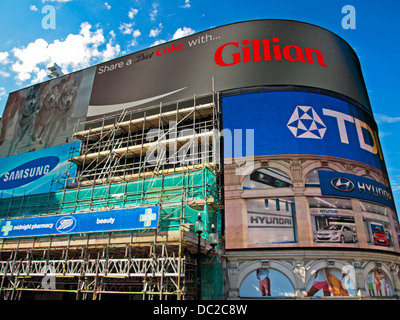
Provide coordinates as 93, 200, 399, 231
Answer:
0, 156, 59, 190
287, 106, 383, 159
287, 106, 326, 139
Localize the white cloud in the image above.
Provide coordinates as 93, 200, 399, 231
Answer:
102, 42, 121, 62
0, 52, 9, 64
0, 70, 10, 78
11, 22, 120, 84
132, 30, 141, 38
151, 39, 166, 47
0, 87, 6, 101
172, 27, 195, 40
181, 0, 190, 8
128, 8, 139, 19
149, 23, 162, 37
150, 2, 158, 21
375, 113, 400, 124
104, 2, 111, 10
119, 22, 134, 35
130, 30, 141, 47
30, 5, 39, 11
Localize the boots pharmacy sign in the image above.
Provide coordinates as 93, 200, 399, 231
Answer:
0, 206, 159, 238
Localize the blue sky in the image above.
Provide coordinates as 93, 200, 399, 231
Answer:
0, 0, 399, 209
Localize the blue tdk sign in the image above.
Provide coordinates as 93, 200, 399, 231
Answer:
0, 206, 159, 238
318, 170, 394, 209
222, 91, 385, 171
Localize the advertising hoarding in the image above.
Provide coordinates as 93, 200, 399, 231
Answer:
0, 142, 80, 198
222, 91, 385, 171
223, 91, 399, 252
0, 68, 95, 158
318, 170, 394, 209
0, 206, 159, 238
88, 20, 372, 119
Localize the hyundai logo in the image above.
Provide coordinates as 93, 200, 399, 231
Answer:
331, 177, 355, 192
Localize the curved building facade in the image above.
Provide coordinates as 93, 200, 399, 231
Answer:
0, 20, 398, 300
220, 21, 400, 299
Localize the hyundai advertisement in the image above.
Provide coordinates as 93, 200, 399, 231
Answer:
0, 142, 80, 198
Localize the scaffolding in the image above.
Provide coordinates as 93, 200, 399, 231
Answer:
0, 91, 223, 300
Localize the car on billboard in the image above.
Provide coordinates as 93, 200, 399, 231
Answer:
314, 224, 357, 243
371, 224, 390, 247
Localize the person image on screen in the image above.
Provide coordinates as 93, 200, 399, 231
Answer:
306, 268, 330, 296
256, 268, 271, 297
366, 271, 375, 296
374, 269, 384, 296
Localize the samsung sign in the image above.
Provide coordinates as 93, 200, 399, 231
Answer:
222, 91, 385, 171
0, 206, 159, 238
0, 156, 59, 189
0, 142, 80, 198
318, 171, 394, 209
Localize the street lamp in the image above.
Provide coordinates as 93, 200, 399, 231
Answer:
194, 213, 218, 300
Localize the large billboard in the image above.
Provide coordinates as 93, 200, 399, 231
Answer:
0, 206, 159, 238
0, 68, 95, 158
222, 91, 385, 171
223, 91, 399, 252
0, 20, 372, 152
0, 142, 80, 198
88, 19, 372, 119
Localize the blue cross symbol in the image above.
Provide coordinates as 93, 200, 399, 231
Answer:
139, 208, 157, 227
1, 221, 13, 237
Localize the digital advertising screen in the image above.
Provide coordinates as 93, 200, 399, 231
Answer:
0, 142, 81, 199
222, 91, 399, 252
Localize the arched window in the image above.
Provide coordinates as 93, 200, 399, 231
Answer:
306, 267, 357, 297
239, 268, 295, 298
305, 168, 334, 187
365, 269, 393, 297
243, 168, 292, 190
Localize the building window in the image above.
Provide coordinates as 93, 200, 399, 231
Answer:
247, 197, 296, 245
306, 267, 356, 297
243, 168, 292, 190
305, 168, 334, 187
365, 269, 393, 297
239, 268, 295, 298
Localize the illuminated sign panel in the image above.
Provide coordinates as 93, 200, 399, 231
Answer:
0, 142, 80, 198
88, 20, 372, 118
222, 91, 384, 171
0, 206, 159, 238
318, 171, 394, 209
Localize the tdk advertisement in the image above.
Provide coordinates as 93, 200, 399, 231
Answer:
0, 142, 81, 198
222, 91, 385, 172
